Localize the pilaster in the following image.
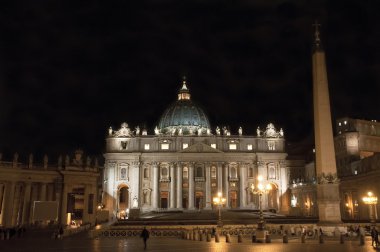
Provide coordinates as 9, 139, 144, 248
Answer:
40, 183, 47, 201
82, 184, 90, 223
239, 164, 247, 208
3, 181, 15, 228
205, 163, 211, 209
188, 163, 195, 210
176, 163, 183, 209
22, 182, 32, 225
60, 183, 69, 226
152, 162, 159, 210
223, 163, 229, 208
130, 162, 140, 208
169, 163, 176, 209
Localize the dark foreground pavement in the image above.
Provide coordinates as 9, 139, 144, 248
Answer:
0, 233, 378, 252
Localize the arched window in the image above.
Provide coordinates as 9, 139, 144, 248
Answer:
121, 141, 128, 150
248, 167, 254, 178
268, 163, 276, 179
119, 164, 128, 180
120, 168, 127, 179
268, 141, 275, 150
196, 167, 203, 177
230, 166, 237, 178
211, 166, 216, 178
144, 168, 149, 179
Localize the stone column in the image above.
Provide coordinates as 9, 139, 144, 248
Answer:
11, 184, 23, 226
223, 163, 229, 208
60, 183, 69, 226
188, 163, 195, 210
40, 183, 47, 201
217, 162, 223, 194
239, 164, 247, 209
152, 163, 159, 210
169, 163, 176, 209
0, 184, 4, 226
279, 162, 290, 214
205, 163, 211, 209
22, 182, 32, 225
176, 163, 183, 209
116, 190, 120, 213
130, 162, 140, 208
2, 182, 15, 228
54, 178, 63, 224
0, 184, 4, 212
82, 184, 90, 223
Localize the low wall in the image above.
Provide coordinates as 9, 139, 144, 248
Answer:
90, 222, 376, 239
64, 223, 92, 237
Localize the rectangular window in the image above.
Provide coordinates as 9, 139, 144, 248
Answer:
268, 141, 275, 150
211, 167, 216, 178
229, 143, 237, 150
182, 143, 189, 149
247, 144, 253, 150
144, 144, 150, 150
121, 141, 127, 150
161, 143, 169, 150
211, 144, 216, 149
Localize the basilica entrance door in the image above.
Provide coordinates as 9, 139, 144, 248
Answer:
195, 192, 204, 210
268, 183, 278, 212
118, 186, 129, 219
160, 192, 168, 209
183, 197, 188, 209
230, 191, 238, 209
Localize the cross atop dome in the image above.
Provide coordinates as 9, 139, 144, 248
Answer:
178, 76, 191, 100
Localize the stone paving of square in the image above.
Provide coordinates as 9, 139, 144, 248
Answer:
0, 231, 377, 252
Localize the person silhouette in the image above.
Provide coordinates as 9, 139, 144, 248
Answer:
140, 227, 150, 250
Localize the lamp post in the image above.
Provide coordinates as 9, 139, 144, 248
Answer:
362, 191, 378, 226
251, 175, 272, 230
213, 192, 226, 227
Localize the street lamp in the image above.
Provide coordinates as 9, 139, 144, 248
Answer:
251, 175, 272, 230
362, 191, 378, 226
213, 192, 226, 227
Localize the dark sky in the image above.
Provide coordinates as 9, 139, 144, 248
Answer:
1, 0, 380, 160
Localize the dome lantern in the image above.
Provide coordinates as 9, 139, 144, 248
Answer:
177, 76, 191, 101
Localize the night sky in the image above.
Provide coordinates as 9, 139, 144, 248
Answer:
1, 0, 380, 161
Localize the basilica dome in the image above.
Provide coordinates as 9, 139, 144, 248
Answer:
157, 78, 211, 135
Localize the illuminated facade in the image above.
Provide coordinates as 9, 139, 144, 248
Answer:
335, 118, 380, 221
103, 79, 290, 218
0, 150, 101, 228
335, 117, 380, 175
290, 117, 380, 220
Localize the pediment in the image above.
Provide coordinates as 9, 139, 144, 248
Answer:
179, 142, 223, 153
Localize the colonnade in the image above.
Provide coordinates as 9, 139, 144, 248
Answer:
148, 162, 251, 211
0, 181, 55, 228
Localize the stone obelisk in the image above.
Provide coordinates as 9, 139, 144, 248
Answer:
312, 22, 342, 224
